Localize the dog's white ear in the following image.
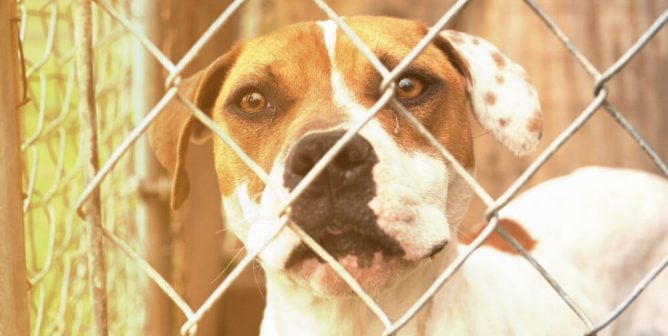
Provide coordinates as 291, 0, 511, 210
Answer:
439, 30, 542, 156
149, 45, 240, 209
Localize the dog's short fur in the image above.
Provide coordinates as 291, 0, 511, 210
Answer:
150, 16, 668, 335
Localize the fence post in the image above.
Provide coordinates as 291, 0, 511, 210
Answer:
0, 0, 30, 334
74, 0, 109, 335
131, 1, 174, 335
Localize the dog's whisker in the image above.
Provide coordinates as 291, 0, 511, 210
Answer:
212, 247, 246, 284
252, 260, 266, 299
454, 226, 475, 242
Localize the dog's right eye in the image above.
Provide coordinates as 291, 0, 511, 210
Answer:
238, 91, 269, 114
396, 75, 426, 100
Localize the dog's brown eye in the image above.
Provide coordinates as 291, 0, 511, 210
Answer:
396, 76, 425, 100
239, 92, 268, 114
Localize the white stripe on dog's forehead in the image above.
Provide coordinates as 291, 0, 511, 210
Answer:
317, 20, 368, 122
318, 20, 337, 62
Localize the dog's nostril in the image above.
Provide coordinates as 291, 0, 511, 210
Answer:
291, 152, 317, 176
336, 140, 370, 167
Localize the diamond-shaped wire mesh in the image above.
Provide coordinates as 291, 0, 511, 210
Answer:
18, 0, 145, 334
9, 0, 667, 335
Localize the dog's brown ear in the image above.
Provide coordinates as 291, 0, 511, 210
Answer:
149, 46, 239, 210
436, 31, 543, 156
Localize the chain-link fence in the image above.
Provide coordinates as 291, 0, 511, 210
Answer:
2, 0, 667, 335
11, 0, 145, 334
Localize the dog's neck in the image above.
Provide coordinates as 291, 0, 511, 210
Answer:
260, 251, 460, 336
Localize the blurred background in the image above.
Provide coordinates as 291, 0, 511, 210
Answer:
7, 0, 667, 335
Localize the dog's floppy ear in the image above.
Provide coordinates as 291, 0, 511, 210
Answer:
437, 30, 542, 156
149, 46, 239, 209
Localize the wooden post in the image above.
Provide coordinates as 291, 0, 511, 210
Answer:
0, 0, 30, 333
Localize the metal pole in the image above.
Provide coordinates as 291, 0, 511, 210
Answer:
0, 0, 30, 334
131, 0, 174, 334
74, 0, 109, 335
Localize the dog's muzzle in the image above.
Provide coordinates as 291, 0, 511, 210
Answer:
283, 130, 404, 268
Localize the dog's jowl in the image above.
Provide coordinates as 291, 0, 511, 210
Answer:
149, 16, 668, 336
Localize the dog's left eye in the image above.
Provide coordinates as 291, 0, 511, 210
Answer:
396, 76, 425, 100
238, 91, 269, 114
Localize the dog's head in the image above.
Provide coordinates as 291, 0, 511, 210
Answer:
150, 17, 541, 296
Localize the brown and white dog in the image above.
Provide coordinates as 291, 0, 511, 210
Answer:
149, 17, 668, 335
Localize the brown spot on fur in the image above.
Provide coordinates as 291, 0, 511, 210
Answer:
527, 111, 543, 134
459, 218, 537, 254
472, 37, 480, 45
491, 52, 506, 68
484, 91, 497, 106
498, 118, 509, 127
495, 74, 505, 84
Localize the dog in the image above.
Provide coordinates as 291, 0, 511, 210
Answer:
149, 16, 668, 335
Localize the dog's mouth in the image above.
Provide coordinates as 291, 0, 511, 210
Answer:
285, 228, 405, 269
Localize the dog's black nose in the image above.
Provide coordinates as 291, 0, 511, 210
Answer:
283, 130, 404, 267
285, 130, 373, 190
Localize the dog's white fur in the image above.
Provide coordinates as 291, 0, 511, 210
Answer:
259, 167, 668, 336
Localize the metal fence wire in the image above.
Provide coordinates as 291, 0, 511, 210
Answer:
17, 0, 145, 334
11, 0, 668, 335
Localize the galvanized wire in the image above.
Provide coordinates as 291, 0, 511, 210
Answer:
487, 88, 609, 217
496, 226, 594, 329
585, 255, 668, 335
19, 0, 146, 334
522, 0, 668, 176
